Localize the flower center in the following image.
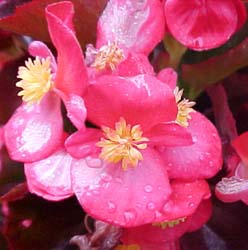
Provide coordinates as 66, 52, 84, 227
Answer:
91, 41, 124, 71
152, 217, 186, 229
16, 56, 53, 105
96, 117, 149, 170
174, 87, 195, 127
115, 244, 141, 250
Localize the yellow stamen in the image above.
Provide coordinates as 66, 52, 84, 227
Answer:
115, 244, 141, 250
152, 217, 186, 229
174, 87, 195, 127
16, 56, 53, 105
91, 41, 124, 71
96, 118, 149, 170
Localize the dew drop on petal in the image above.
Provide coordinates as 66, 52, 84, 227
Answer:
107, 201, 116, 213
144, 185, 153, 193
209, 161, 214, 167
123, 210, 137, 224
188, 202, 195, 208
100, 173, 113, 182
85, 157, 102, 168
147, 202, 155, 211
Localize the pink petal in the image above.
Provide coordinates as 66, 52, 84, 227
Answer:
146, 123, 193, 147
121, 199, 212, 245
232, 131, 248, 167
65, 128, 102, 159
157, 68, 177, 89
25, 148, 74, 201
97, 0, 165, 54
164, 0, 238, 50
215, 176, 248, 205
28, 41, 57, 72
57, 92, 87, 130
159, 111, 222, 180
71, 148, 171, 227
4, 93, 63, 162
84, 74, 177, 131
158, 179, 211, 222
114, 52, 154, 76
46, 2, 88, 96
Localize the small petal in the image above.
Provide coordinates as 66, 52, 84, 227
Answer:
4, 93, 63, 162
157, 68, 177, 89
57, 92, 87, 130
159, 112, 222, 180
215, 176, 248, 205
158, 179, 210, 222
25, 148, 74, 201
231, 131, 248, 168
97, 0, 165, 54
66, 128, 102, 159
28, 41, 57, 72
46, 1, 88, 95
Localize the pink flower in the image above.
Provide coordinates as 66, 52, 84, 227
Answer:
164, 0, 247, 50
65, 70, 221, 227
117, 198, 212, 250
85, 0, 165, 77
216, 131, 248, 204
4, 1, 87, 163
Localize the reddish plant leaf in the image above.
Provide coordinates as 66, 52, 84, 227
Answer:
0, 0, 107, 47
0, 183, 28, 203
1, 195, 85, 250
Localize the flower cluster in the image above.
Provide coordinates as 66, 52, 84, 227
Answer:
3, 0, 248, 248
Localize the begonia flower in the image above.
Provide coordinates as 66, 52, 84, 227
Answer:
85, 0, 165, 77
164, 0, 247, 51
65, 70, 221, 227
117, 199, 212, 250
4, 1, 87, 163
216, 131, 248, 205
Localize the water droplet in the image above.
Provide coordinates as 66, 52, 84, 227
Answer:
124, 210, 137, 224
212, 133, 217, 138
205, 152, 211, 158
147, 202, 155, 211
86, 157, 102, 168
189, 202, 195, 208
199, 155, 205, 161
107, 201, 116, 213
192, 136, 197, 143
209, 161, 214, 167
155, 211, 163, 219
187, 195, 193, 199
21, 153, 26, 158
144, 185, 153, 193
167, 163, 173, 167
100, 173, 112, 182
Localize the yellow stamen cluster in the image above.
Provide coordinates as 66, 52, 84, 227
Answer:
91, 41, 124, 71
115, 244, 141, 250
16, 57, 53, 105
96, 118, 149, 170
152, 217, 186, 229
174, 87, 195, 127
